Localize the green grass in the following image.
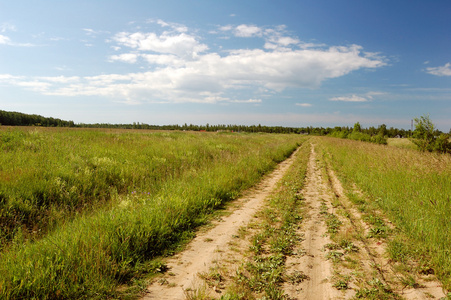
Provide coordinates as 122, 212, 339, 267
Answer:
387, 138, 417, 150
316, 136, 451, 291
0, 127, 306, 299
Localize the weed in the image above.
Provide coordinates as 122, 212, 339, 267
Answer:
326, 251, 344, 262
354, 278, 401, 299
339, 239, 359, 253
184, 282, 210, 300
400, 275, 421, 289
367, 226, 389, 239
324, 243, 341, 250
325, 213, 342, 234
333, 274, 351, 290
285, 271, 309, 284
319, 200, 328, 215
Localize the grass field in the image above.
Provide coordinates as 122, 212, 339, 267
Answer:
0, 127, 305, 299
316, 136, 451, 290
1, 128, 450, 298
387, 137, 417, 150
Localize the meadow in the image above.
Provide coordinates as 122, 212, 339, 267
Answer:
316, 137, 451, 290
0, 127, 305, 299
1, 127, 450, 298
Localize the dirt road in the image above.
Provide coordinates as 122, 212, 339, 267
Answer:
143, 143, 447, 299
143, 147, 301, 299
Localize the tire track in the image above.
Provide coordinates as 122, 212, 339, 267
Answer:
284, 144, 345, 299
142, 147, 302, 300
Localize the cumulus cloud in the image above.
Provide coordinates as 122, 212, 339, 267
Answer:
426, 62, 451, 76
3, 44, 386, 104
296, 103, 312, 107
2, 20, 387, 104
34, 47, 384, 103
219, 25, 233, 31
112, 31, 208, 59
234, 24, 262, 37
109, 53, 139, 63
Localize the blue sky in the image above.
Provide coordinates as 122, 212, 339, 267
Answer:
1, 1, 450, 130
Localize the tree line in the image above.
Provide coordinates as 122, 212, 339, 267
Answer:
0, 110, 75, 127
1, 110, 449, 152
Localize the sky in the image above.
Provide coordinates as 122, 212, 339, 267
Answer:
0, 0, 450, 131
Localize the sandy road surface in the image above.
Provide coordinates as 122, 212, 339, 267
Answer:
283, 144, 345, 299
143, 148, 301, 300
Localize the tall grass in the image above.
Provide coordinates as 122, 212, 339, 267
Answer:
316, 136, 451, 290
387, 138, 417, 150
0, 127, 306, 299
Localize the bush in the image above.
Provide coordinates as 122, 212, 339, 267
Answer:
412, 115, 451, 153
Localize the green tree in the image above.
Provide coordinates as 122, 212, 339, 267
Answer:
412, 114, 436, 151
378, 124, 387, 137
353, 122, 361, 133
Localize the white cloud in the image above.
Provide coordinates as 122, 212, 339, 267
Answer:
0, 34, 34, 47
4, 45, 386, 104
330, 95, 368, 102
1, 23, 16, 33
219, 25, 233, 31
365, 91, 385, 99
426, 62, 451, 76
234, 24, 262, 37
83, 28, 110, 38
0, 34, 11, 44
0, 74, 22, 81
229, 99, 262, 103
296, 103, 312, 107
113, 31, 208, 59
110, 53, 139, 63
37, 76, 80, 83
83, 28, 96, 35
43, 47, 383, 103
329, 91, 385, 102
2, 20, 386, 105
276, 36, 300, 46
141, 54, 185, 66
152, 19, 188, 33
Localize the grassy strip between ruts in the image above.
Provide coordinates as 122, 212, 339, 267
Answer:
0, 128, 307, 299
316, 136, 451, 292
213, 141, 310, 299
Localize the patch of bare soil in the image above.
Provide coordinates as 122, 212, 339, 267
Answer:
283, 144, 346, 299
142, 149, 300, 300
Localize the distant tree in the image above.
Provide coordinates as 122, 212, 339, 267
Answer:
353, 122, 361, 133
434, 133, 451, 154
378, 124, 387, 137
412, 114, 436, 151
